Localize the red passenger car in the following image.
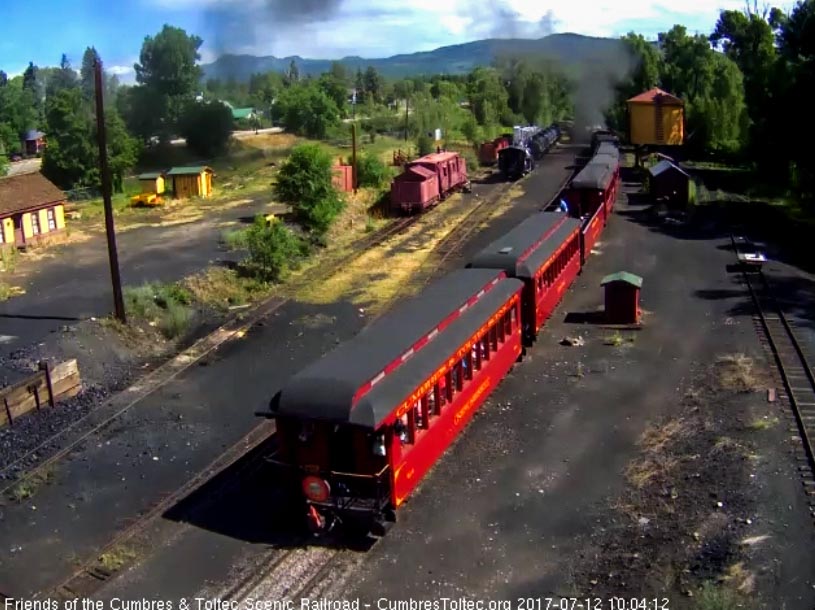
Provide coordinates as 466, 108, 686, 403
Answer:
390, 151, 470, 215
562, 148, 621, 260
468, 212, 582, 344
261, 269, 523, 535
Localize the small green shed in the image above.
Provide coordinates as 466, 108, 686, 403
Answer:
601, 271, 643, 324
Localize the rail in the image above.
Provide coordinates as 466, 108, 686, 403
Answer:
732, 235, 815, 485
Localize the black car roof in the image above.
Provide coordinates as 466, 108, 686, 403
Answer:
571, 161, 614, 190
468, 213, 581, 278
268, 269, 522, 429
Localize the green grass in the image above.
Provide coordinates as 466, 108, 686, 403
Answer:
1, 246, 19, 272
182, 267, 270, 312
221, 227, 250, 250
123, 281, 194, 339
747, 416, 779, 431
694, 582, 747, 610
0, 282, 14, 302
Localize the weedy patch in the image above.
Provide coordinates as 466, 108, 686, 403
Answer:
715, 353, 765, 393
98, 545, 137, 572
123, 281, 195, 340
7, 465, 56, 503
626, 454, 679, 488
0, 282, 25, 301
695, 580, 750, 609
182, 267, 269, 312
747, 416, 779, 431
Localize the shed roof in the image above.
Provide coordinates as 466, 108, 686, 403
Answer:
648, 159, 689, 179
166, 166, 213, 176
468, 212, 581, 279
0, 172, 65, 216
137, 172, 164, 180
231, 107, 255, 119
627, 87, 683, 106
23, 130, 45, 141
601, 271, 643, 288
268, 269, 519, 429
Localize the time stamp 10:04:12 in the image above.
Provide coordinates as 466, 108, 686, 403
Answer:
519, 599, 670, 610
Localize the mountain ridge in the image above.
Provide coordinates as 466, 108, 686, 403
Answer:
201, 33, 626, 82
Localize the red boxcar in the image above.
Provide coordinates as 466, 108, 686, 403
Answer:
262, 268, 523, 534
390, 151, 469, 215
478, 136, 510, 166
468, 212, 582, 344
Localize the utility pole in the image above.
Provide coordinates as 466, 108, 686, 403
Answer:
404, 97, 409, 142
351, 122, 358, 194
94, 58, 126, 323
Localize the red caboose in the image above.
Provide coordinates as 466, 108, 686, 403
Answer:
390, 151, 470, 215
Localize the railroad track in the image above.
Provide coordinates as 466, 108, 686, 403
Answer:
0, 214, 421, 498
35, 159, 572, 601
15, 214, 419, 600
732, 235, 815, 521
26, 180, 500, 599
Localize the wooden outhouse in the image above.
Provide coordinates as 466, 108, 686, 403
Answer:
601, 271, 643, 324
627, 88, 684, 146
167, 166, 214, 199
0, 172, 66, 249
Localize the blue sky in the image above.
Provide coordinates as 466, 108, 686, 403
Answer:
0, 0, 798, 80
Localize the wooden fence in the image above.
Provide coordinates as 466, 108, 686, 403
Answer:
1, 360, 82, 427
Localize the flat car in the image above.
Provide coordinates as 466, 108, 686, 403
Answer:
260, 269, 524, 535
467, 212, 582, 345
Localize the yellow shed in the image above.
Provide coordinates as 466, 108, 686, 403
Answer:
167, 166, 214, 199
137, 172, 166, 195
627, 88, 685, 146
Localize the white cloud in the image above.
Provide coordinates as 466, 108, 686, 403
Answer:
107, 65, 134, 76
189, 0, 800, 59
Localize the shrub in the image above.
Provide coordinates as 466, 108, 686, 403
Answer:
458, 148, 478, 176
244, 215, 306, 282
417, 134, 434, 156
356, 152, 391, 188
275, 143, 345, 235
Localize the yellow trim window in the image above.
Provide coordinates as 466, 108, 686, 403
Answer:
47, 208, 56, 230
31, 212, 41, 235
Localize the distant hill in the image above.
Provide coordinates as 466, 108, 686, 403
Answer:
201, 33, 626, 82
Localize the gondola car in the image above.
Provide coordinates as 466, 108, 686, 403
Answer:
498, 146, 534, 180
390, 151, 470, 215
467, 212, 582, 345
260, 269, 524, 535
